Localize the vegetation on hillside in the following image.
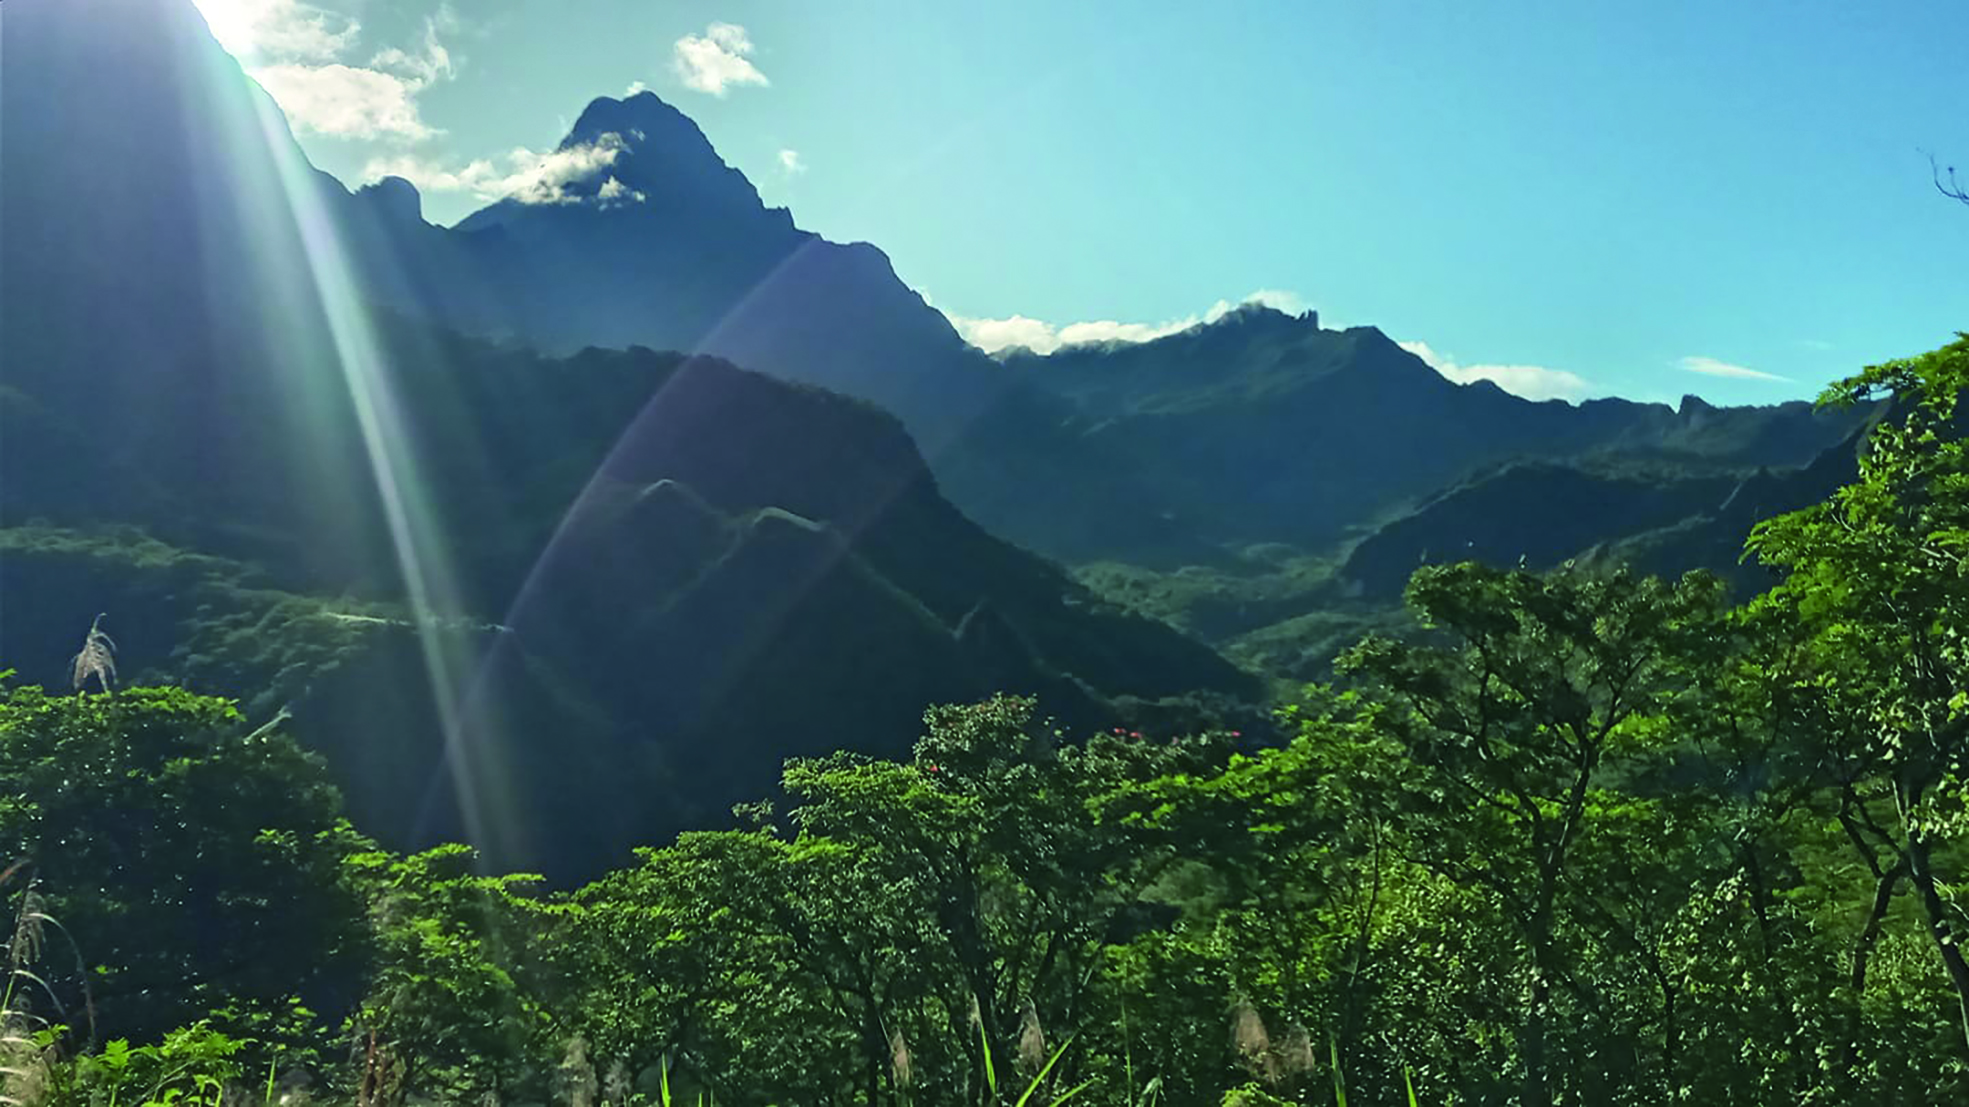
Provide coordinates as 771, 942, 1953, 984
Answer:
0, 324, 1259, 880
1076, 434, 1882, 687
1, 339, 1968, 1104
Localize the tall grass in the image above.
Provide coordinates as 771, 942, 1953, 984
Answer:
68, 616, 115, 695
975, 1021, 1092, 1107
0, 865, 90, 1107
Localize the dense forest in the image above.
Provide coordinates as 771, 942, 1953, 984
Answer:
2, 340, 1967, 1105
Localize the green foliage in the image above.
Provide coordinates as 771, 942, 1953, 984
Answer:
541, 695, 1217, 1105
1220, 1084, 1298, 1107
342, 845, 550, 1104
0, 684, 368, 1047
1747, 333, 1969, 1062
1339, 565, 1727, 1103
54, 1023, 249, 1106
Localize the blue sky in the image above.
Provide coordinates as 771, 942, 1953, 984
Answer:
194, 0, 1969, 405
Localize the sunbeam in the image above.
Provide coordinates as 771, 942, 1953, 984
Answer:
177, 0, 512, 859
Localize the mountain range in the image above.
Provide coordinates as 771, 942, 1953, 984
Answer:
999, 310, 1871, 553
341, 100, 1875, 566
0, 0, 1880, 875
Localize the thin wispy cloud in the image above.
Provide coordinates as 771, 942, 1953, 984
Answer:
370, 18, 457, 85
1399, 341, 1591, 403
778, 149, 807, 176
673, 22, 769, 96
194, 0, 459, 141
1679, 355, 1789, 382
946, 291, 1309, 355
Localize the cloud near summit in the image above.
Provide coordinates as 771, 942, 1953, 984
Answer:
945, 291, 1311, 356
1398, 341, 1592, 403
366, 133, 633, 207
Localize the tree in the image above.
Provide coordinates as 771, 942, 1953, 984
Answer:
1748, 334, 1969, 1056
1100, 690, 1390, 1103
561, 827, 910, 1105
784, 696, 1199, 1104
1336, 563, 1725, 1106
343, 844, 550, 1105
0, 684, 368, 1045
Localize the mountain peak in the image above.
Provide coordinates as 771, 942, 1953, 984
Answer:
553, 91, 767, 216
564, 91, 705, 150
1213, 300, 1318, 331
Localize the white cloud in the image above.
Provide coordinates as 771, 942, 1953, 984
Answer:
950, 315, 1060, 353
1678, 355, 1789, 383
625, 80, 651, 96
253, 62, 438, 139
778, 149, 806, 176
596, 176, 647, 206
494, 137, 632, 204
362, 154, 477, 193
193, 0, 456, 142
1442, 364, 1591, 402
1242, 288, 1309, 316
947, 290, 1311, 355
672, 22, 769, 96
1398, 340, 1591, 403
950, 310, 1196, 355
365, 134, 631, 206
1055, 318, 1199, 346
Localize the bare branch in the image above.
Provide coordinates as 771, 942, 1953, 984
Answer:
1929, 151, 1969, 206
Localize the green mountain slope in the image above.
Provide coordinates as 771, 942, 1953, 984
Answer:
1338, 417, 1877, 600
0, 330, 1258, 880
